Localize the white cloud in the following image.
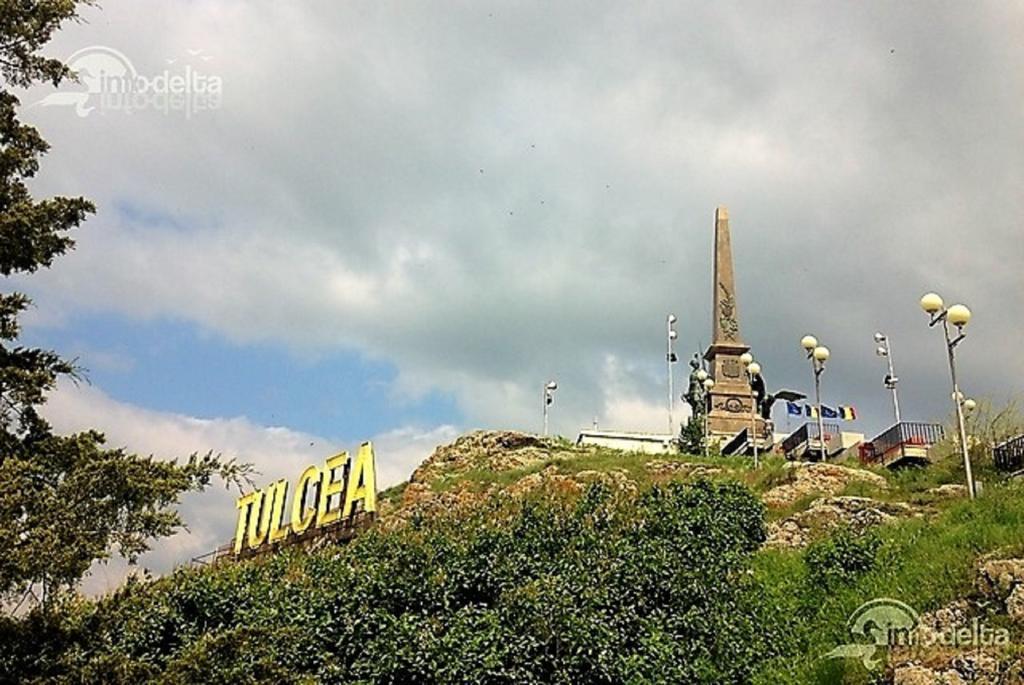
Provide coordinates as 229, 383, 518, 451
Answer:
42, 382, 456, 595
595, 354, 694, 435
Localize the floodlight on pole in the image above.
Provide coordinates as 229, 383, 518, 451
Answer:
666, 314, 679, 435
874, 332, 901, 424
920, 291, 976, 498
543, 380, 558, 437
801, 335, 829, 460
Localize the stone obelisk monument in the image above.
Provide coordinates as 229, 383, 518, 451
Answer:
703, 207, 765, 440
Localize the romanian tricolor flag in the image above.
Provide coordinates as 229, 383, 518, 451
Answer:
839, 405, 857, 421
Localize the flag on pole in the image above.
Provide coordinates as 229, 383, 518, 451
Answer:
821, 405, 839, 419
786, 401, 802, 416
806, 405, 819, 418
839, 405, 858, 420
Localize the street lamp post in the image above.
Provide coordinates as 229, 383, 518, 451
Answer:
874, 332, 901, 425
667, 315, 678, 435
702, 375, 715, 457
740, 352, 762, 468
543, 380, 558, 437
920, 292, 976, 499
800, 335, 830, 460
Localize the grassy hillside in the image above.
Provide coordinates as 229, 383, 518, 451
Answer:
2, 430, 1022, 683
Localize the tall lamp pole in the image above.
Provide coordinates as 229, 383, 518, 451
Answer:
920, 293, 976, 499
667, 314, 678, 435
701, 375, 714, 457
800, 335, 830, 461
874, 332, 901, 425
741, 352, 762, 468
542, 380, 558, 437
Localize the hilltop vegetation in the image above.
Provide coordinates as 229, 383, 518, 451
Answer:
2, 429, 1024, 683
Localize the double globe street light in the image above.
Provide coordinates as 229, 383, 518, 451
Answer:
739, 352, 762, 468
695, 369, 714, 457
800, 335, 830, 460
920, 293, 976, 498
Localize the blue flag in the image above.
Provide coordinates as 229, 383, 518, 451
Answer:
786, 401, 802, 416
821, 405, 839, 419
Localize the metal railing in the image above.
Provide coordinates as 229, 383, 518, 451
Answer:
186, 511, 376, 569
995, 434, 1024, 473
781, 421, 840, 458
869, 422, 944, 460
188, 542, 234, 567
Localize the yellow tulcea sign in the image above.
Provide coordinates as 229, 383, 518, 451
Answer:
233, 442, 377, 554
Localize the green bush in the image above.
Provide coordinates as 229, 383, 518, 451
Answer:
804, 529, 881, 590
1, 480, 781, 684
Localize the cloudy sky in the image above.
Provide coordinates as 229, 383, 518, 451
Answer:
10, 1, 1022, 590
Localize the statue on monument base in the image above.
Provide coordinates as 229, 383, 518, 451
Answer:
680, 354, 710, 454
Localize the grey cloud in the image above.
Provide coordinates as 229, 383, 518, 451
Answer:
14, 0, 1023, 440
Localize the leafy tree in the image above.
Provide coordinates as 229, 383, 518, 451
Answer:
0, 1, 249, 610
679, 412, 705, 455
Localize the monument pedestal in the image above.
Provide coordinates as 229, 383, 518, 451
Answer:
704, 342, 767, 440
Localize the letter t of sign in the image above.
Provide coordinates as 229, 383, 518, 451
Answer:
233, 491, 258, 554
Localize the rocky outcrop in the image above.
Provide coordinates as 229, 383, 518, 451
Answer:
644, 460, 724, 480
892, 653, 1007, 685
762, 462, 889, 508
505, 465, 582, 497
575, 468, 640, 494
887, 560, 1024, 683
915, 600, 974, 639
507, 466, 639, 497
928, 484, 970, 499
409, 431, 561, 485
765, 496, 916, 548
385, 451, 642, 529
975, 558, 1024, 621
378, 480, 499, 530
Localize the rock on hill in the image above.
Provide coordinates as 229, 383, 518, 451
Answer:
380, 429, 926, 545
408, 430, 555, 484
381, 430, 637, 528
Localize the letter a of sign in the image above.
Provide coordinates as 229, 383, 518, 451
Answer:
344, 442, 377, 516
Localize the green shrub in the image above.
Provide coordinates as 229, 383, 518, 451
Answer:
1, 480, 780, 684
804, 528, 882, 590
